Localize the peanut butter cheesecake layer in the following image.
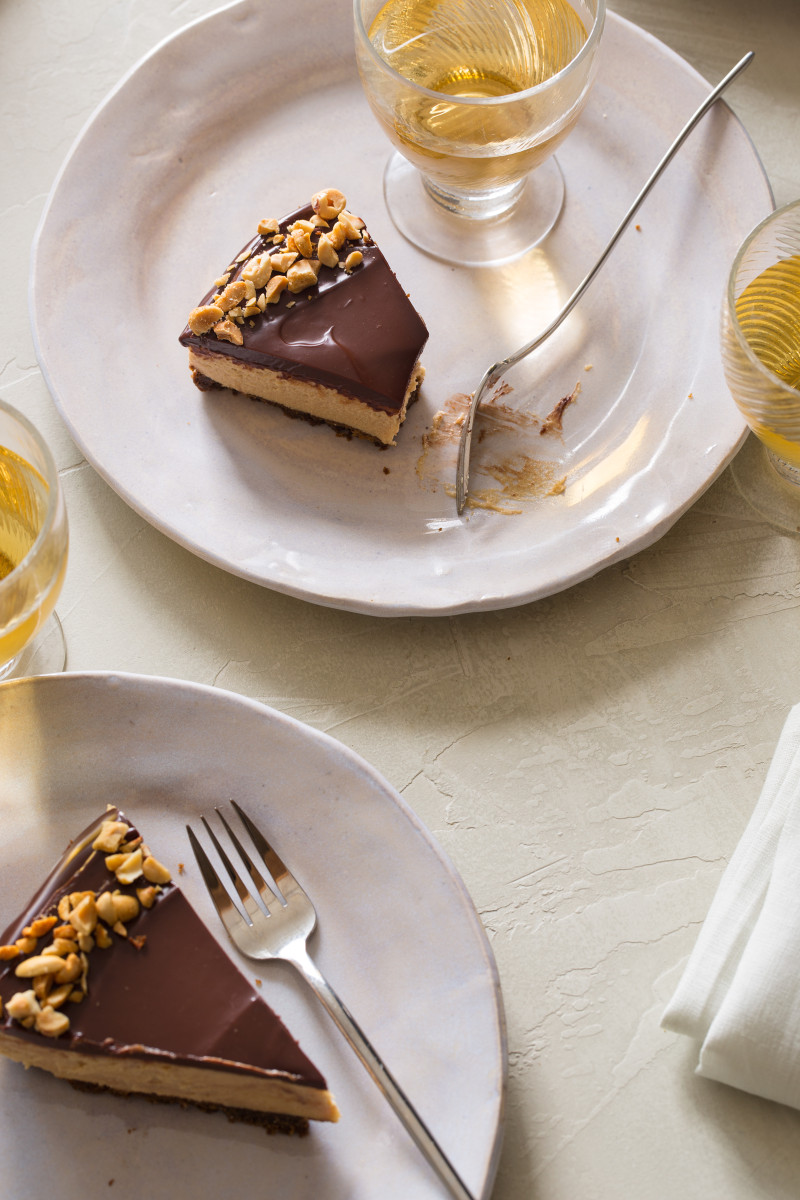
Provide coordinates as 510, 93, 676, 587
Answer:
0, 810, 339, 1134
179, 188, 428, 445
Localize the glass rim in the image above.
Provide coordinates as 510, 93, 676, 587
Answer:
726, 197, 800, 400
0, 395, 65, 594
354, 0, 606, 108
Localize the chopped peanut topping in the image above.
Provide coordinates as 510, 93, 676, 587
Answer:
92, 820, 131, 853
213, 319, 244, 346
188, 305, 224, 336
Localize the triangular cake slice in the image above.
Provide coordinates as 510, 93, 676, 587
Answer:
179, 187, 428, 445
0, 809, 338, 1134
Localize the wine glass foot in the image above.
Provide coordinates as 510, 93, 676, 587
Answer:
383, 152, 565, 267
730, 435, 800, 535
0, 611, 67, 682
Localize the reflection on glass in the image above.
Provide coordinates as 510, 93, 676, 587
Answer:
0, 399, 68, 680
722, 200, 800, 532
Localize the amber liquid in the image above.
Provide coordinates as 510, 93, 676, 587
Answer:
367, 0, 590, 193
0, 444, 63, 667
735, 253, 800, 464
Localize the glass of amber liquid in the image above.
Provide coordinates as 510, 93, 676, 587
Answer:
354, 0, 605, 266
0, 398, 69, 680
721, 200, 800, 532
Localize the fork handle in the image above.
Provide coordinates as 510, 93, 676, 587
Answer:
284, 941, 478, 1200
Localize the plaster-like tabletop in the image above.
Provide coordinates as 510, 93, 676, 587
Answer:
2, 1, 800, 1197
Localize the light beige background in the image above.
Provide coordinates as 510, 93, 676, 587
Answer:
2, 1, 800, 1196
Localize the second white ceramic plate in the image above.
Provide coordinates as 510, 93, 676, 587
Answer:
30, 0, 771, 615
0, 672, 504, 1200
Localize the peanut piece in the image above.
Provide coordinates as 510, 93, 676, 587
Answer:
213, 319, 244, 346
68, 894, 98, 937
112, 894, 140, 924
215, 280, 247, 313
33, 975, 53, 1002
187, 305, 224, 336
328, 221, 348, 251
6, 990, 40, 1021
91, 820, 131, 853
287, 228, 313, 258
311, 188, 347, 220
14, 955, 65, 978
46, 983, 73, 1010
35, 1006, 70, 1038
242, 252, 273, 288
339, 210, 365, 235
265, 275, 288, 304
287, 261, 319, 293
95, 892, 116, 926
317, 234, 339, 268
142, 856, 171, 885
269, 251, 298, 274
95, 924, 113, 950
44, 938, 77, 957
137, 886, 158, 909
54, 953, 82, 985
115, 849, 144, 885
25, 916, 57, 938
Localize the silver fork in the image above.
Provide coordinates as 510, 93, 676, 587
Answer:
186, 801, 477, 1200
454, 51, 754, 514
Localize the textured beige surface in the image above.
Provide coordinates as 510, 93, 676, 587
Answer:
2, 1, 800, 1197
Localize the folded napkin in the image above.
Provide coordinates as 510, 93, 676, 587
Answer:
662, 704, 800, 1109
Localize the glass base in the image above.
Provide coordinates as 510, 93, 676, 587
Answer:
0, 611, 67, 682
383, 152, 565, 267
730, 434, 800, 535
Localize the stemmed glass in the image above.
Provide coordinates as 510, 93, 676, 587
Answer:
354, 0, 605, 266
721, 200, 800, 532
0, 398, 69, 680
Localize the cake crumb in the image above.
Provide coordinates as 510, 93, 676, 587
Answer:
540, 381, 580, 436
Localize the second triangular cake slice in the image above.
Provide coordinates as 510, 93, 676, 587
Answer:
0, 809, 338, 1133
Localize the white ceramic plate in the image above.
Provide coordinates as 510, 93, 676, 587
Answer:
0, 672, 504, 1200
30, 0, 771, 616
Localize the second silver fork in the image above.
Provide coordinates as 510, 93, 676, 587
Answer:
187, 801, 476, 1200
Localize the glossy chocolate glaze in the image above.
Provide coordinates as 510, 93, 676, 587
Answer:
0, 811, 326, 1089
179, 204, 428, 414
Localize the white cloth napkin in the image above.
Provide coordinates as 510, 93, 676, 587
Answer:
662, 703, 800, 1109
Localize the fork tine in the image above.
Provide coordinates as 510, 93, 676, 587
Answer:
186, 824, 250, 941
196, 816, 247, 907
231, 799, 303, 901
216, 806, 284, 916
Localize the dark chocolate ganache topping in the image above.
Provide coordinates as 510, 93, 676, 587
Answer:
179, 201, 428, 414
0, 810, 326, 1088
